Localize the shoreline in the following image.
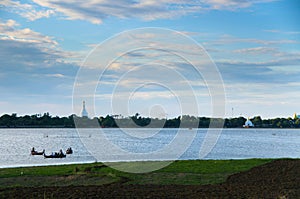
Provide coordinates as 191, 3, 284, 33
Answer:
0, 160, 97, 169
0, 157, 295, 169
1, 127, 300, 130
1, 126, 300, 129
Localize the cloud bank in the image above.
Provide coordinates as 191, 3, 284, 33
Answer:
1, 0, 276, 24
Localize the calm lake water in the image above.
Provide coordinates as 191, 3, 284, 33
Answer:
0, 128, 299, 168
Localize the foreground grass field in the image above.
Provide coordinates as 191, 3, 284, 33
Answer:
0, 159, 272, 188
1, 159, 299, 198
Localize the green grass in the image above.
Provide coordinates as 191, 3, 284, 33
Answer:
0, 159, 273, 188
111, 159, 273, 185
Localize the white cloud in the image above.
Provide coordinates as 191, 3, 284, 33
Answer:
219, 57, 300, 70
0, 19, 57, 46
233, 47, 278, 55
109, 62, 122, 70
224, 80, 300, 117
45, 73, 66, 78
233, 46, 300, 62
0, 19, 79, 66
207, 34, 298, 46
0, 19, 80, 109
264, 29, 300, 35
0, 0, 55, 21
1, 0, 276, 24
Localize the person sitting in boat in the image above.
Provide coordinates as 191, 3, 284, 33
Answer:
66, 147, 73, 154
31, 147, 45, 155
44, 150, 66, 158
58, 149, 65, 157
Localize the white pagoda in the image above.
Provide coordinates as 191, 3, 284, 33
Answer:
243, 118, 254, 128
81, 101, 88, 117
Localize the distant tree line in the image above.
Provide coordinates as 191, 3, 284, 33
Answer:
0, 113, 299, 128
0, 113, 75, 128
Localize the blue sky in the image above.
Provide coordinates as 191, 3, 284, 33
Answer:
0, 0, 299, 119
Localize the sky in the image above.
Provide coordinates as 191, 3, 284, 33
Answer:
0, 0, 299, 119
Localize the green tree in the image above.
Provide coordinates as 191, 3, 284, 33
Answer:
252, 116, 262, 127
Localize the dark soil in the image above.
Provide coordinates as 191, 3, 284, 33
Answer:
1, 159, 299, 198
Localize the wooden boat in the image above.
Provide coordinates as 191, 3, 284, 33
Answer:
31, 149, 45, 155
44, 152, 66, 158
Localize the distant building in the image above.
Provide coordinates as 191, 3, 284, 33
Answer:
81, 101, 88, 117
243, 118, 254, 128
293, 113, 300, 120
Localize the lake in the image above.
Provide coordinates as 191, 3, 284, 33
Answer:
0, 128, 299, 168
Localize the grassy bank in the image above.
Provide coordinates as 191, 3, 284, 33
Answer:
0, 159, 273, 188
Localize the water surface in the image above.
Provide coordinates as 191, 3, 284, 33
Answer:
0, 128, 299, 168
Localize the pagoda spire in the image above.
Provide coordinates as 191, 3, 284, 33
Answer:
81, 100, 88, 117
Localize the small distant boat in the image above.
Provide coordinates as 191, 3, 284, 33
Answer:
31, 148, 45, 155
44, 150, 66, 158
